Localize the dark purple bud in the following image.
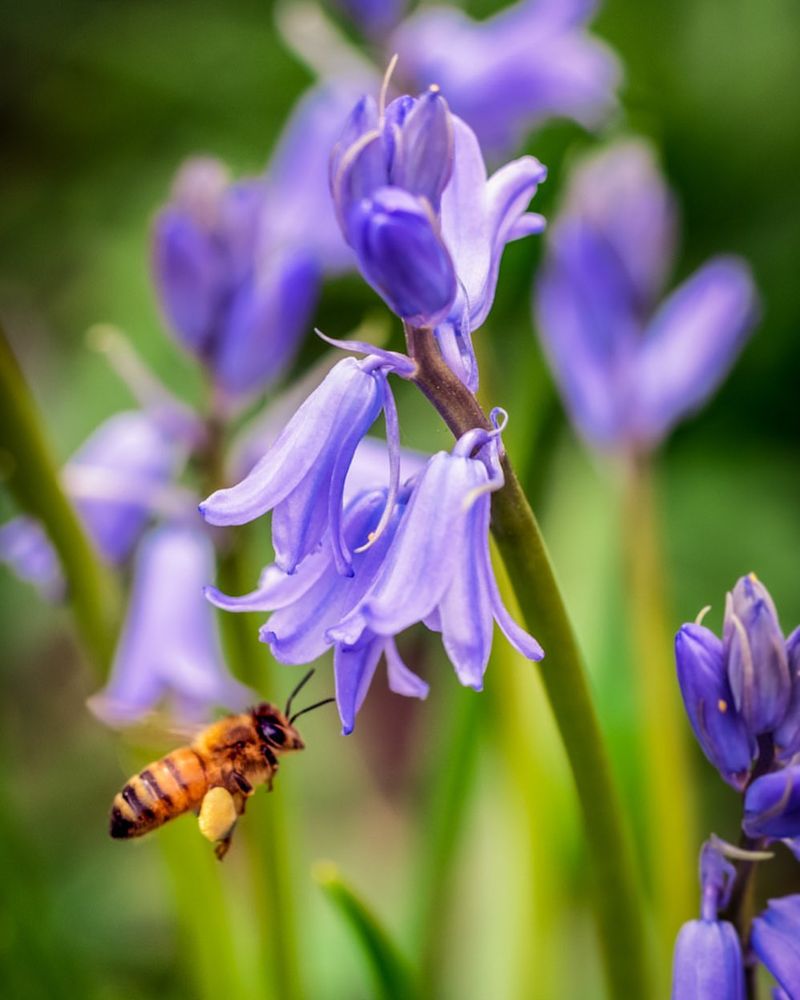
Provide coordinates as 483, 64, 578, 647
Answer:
348, 187, 457, 325
671, 919, 745, 999
743, 765, 800, 839
751, 896, 800, 998
724, 574, 790, 736
675, 623, 755, 789
774, 628, 800, 760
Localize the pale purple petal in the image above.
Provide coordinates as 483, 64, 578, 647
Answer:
0, 516, 63, 599
633, 257, 759, 446
438, 493, 495, 689
199, 358, 382, 531
751, 896, 800, 997
334, 635, 385, 735
384, 638, 429, 699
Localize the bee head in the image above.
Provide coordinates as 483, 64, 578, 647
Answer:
253, 704, 305, 752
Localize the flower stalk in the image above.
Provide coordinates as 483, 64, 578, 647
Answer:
406, 323, 652, 999
622, 451, 696, 968
0, 324, 119, 673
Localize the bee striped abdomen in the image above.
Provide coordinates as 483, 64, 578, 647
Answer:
110, 748, 209, 840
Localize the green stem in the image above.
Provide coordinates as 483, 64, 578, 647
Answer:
0, 324, 118, 673
413, 688, 483, 994
407, 326, 651, 999
315, 862, 417, 1000
621, 453, 696, 974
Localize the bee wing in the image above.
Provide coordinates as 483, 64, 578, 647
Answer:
105, 710, 205, 754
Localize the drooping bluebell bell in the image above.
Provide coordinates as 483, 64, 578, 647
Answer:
0, 410, 181, 597
724, 574, 791, 738
331, 84, 546, 387
675, 622, 755, 790
90, 523, 251, 726
750, 896, 800, 998
206, 485, 428, 734
535, 139, 759, 452
392, 0, 621, 158
329, 426, 544, 690
671, 841, 745, 999
199, 355, 404, 575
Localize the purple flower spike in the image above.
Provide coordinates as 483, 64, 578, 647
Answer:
90, 524, 252, 726
329, 428, 543, 689
724, 575, 790, 737
743, 766, 800, 839
775, 629, 800, 760
671, 919, 745, 1000
535, 140, 759, 451
392, 0, 621, 158
675, 622, 755, 790
751, 896, 800, 998
200, 357, 398, 574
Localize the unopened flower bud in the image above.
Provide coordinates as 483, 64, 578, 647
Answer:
671, 919, 745, 999
724, 574, 790, 736
675, 623, 755, 789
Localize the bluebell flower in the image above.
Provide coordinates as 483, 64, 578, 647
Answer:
535, 139, 759, 452
675, 622, 755, 790
750, 896, 800, 998
392, 0, 621, 158
199, 356, 403, 575
206, 486, 428, 734
329, 426, 543, 690
743, 766, 800, 840
90, 524, 252, 726
331, 85, 546, 387
153, 153, 320, 402
0, 410, 180, 597
671, 840, 744, 999
724, 574, 791, 738
671, 920, 745, 1000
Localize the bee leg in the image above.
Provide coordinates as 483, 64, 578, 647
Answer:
263, 746, 279, 791
230, 771, 254, 796
214, 831, 235, 861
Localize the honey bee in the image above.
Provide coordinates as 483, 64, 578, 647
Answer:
109, 670, 332, 859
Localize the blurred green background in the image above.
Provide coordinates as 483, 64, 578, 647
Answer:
1, 1, 799, 997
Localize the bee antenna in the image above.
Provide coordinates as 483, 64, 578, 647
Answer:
289, 698, 336, 726
285, 668, 315, 718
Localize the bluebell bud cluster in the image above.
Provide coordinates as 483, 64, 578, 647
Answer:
673, 576, 800, 996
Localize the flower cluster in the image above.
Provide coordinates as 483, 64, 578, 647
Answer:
673, 575, 800, 996
535, 140, 759, 452
198, 81, 547, 733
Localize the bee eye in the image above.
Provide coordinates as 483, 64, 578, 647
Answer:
258, 716, 286, 745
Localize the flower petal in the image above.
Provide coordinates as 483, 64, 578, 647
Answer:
634, 257, 759, 446
334, 635, 385, 735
